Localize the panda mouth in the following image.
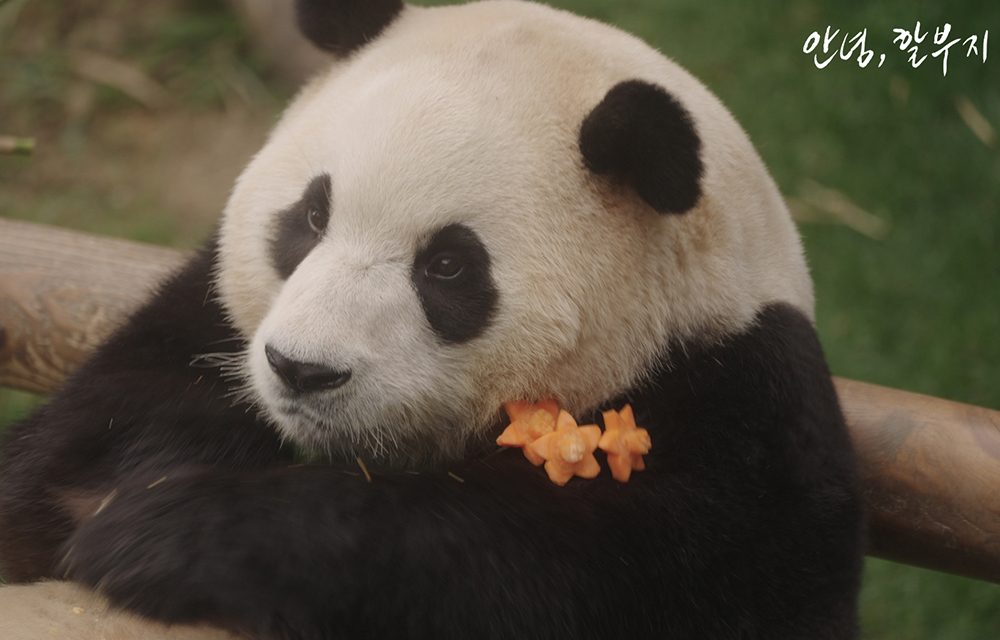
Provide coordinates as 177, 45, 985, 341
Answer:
266, 396, 495, 468
273, 399, 338, 436
273, 400, 315, 421
269, 397, 408, 462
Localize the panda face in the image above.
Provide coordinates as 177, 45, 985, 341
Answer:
216, 1, 815, 464
226, 61, 599, 462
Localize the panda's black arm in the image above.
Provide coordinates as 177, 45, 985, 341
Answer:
63, 304, 863, 640
63, 459, 621, 639
0, 239, 288, 581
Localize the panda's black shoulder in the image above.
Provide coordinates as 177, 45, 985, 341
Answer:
635, 301, 860, 499
0, 237, 284, 579
598, 302, 864, 635
92, 236, 230, 369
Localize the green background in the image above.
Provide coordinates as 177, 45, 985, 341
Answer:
1, 0, 998, 636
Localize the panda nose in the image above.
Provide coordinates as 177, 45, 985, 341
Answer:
264, 344, 352, 394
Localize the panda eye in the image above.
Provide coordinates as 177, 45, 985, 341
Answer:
425, 252, 465, 280
306, 208, 327, 235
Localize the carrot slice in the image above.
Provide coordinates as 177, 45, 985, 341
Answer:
497, 399, 560, 465
528, 411, 602, 486
597, 404, 652, 483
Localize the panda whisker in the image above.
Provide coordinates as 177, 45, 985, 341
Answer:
199, 348, 259, 411
228, 389, 253, 404
189, 352, 245, 368
204, 336, 246, 347
381, 424, 401, 457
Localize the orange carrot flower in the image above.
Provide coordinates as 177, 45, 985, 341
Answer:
598, 404, 652, 483
528, 410, 602, 486
496, 399, 560, 465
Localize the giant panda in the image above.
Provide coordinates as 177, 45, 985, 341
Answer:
0, 1, 864, 639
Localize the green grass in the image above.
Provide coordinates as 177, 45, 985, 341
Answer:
2, 1, 998, 637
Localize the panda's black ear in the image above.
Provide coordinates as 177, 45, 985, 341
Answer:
579, 80, 703, 214
295, 0, 404, 55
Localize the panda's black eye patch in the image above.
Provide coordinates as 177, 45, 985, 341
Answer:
412, 224, 498, 344
270, 173, 331, 279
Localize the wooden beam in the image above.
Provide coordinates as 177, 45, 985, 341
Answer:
0, 218, 186, 393
2, 218, 999, 583
0, 581, 237, 640
837, 378, 1000, 583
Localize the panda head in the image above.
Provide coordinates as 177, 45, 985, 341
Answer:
216, 0, 813, 464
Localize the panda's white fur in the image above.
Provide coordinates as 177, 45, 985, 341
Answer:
218, 0, 812, 462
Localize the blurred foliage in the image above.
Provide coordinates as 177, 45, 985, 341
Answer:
0, 0, 285, 246
1, 0, 998, 637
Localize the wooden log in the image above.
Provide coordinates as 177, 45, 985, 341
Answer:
0, 581, 237, 640
837, 378, 1000, 583
0, 218, 186, 393
1, 218, 999, 584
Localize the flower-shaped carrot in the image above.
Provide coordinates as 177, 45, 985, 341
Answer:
527, 410, 602, 486
496, 399, 560, 465
598, 404, 652, 483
